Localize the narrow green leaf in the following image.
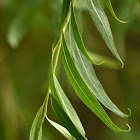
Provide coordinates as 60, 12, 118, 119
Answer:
69, 24, 129, 118
103, 0, 126, 23
50, 74, 87, 139
59, 0, 71, 30
61, 35, 130, 132
51, 96, 87, 140
7, 0, 44, 48
86, 0, 124, 66
51, 74, 85, 135
70, 5, 100, 65
46, 117, 74, 140
29, 106, 43, 140
52, 0, 70, 49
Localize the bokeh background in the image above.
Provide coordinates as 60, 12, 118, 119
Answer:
0, 0, 140, 139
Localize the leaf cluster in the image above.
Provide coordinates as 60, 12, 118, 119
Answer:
26, 0, 131, 139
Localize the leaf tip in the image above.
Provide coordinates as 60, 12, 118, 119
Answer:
117, 19, 128, 24
125, 123, 131, 132
93, 60, 105, 66
122, 108, 131, 118
127, 108, 131, 117
121, 60, 124, 68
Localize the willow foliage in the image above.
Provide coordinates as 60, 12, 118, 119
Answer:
27, 0, 131, 139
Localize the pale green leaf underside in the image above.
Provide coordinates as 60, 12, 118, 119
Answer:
69, 22, 129, 118
61, 35, 130, 132
29, 106, 43, 140
46, 117, 74, 140
104, 0, 126, 23
51, 74, 85, 135
86, 0, 123, 66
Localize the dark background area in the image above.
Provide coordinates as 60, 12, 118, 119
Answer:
0, 0, 140, 139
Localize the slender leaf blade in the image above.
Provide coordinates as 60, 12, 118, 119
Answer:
86, 0, 123, 66
103, 0, 126, 23
50, 95, 87, 140
52, 75, 85, 135
59, 0, 71, 30
61, 35, 130, 132
70, 5, 99, 65
52, 0, 70, 49
29, 106, 43, 140
47, 117, 74, 140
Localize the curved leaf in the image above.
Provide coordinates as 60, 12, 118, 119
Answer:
51, 96, 87, 140
51, 74, 85, 135
103, 0, 126, 23
86, 0, 123, 66
61, 35, 130, 132
46, 117, 74, 140
70, 5, 100, 65
29, 106, 43, 140
69, 24, 129, 118
59, 0, 71, 30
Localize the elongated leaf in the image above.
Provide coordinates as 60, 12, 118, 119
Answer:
29, 106, 43, 140
59, 0, 71, 30
86, 0, 123, 66
61, 35, 130, 132
52, 0, 71, 49
70, 5, 99, 65
69, 24, 129, 118
46, 117, 74, 140
50, 74, 87, 139
52, 74, 85, 135
7, 0, 44, 48
51, 96, 87, 140
103, 0, 125, 23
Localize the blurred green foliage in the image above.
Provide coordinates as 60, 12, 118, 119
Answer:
0, 0, 140, 139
